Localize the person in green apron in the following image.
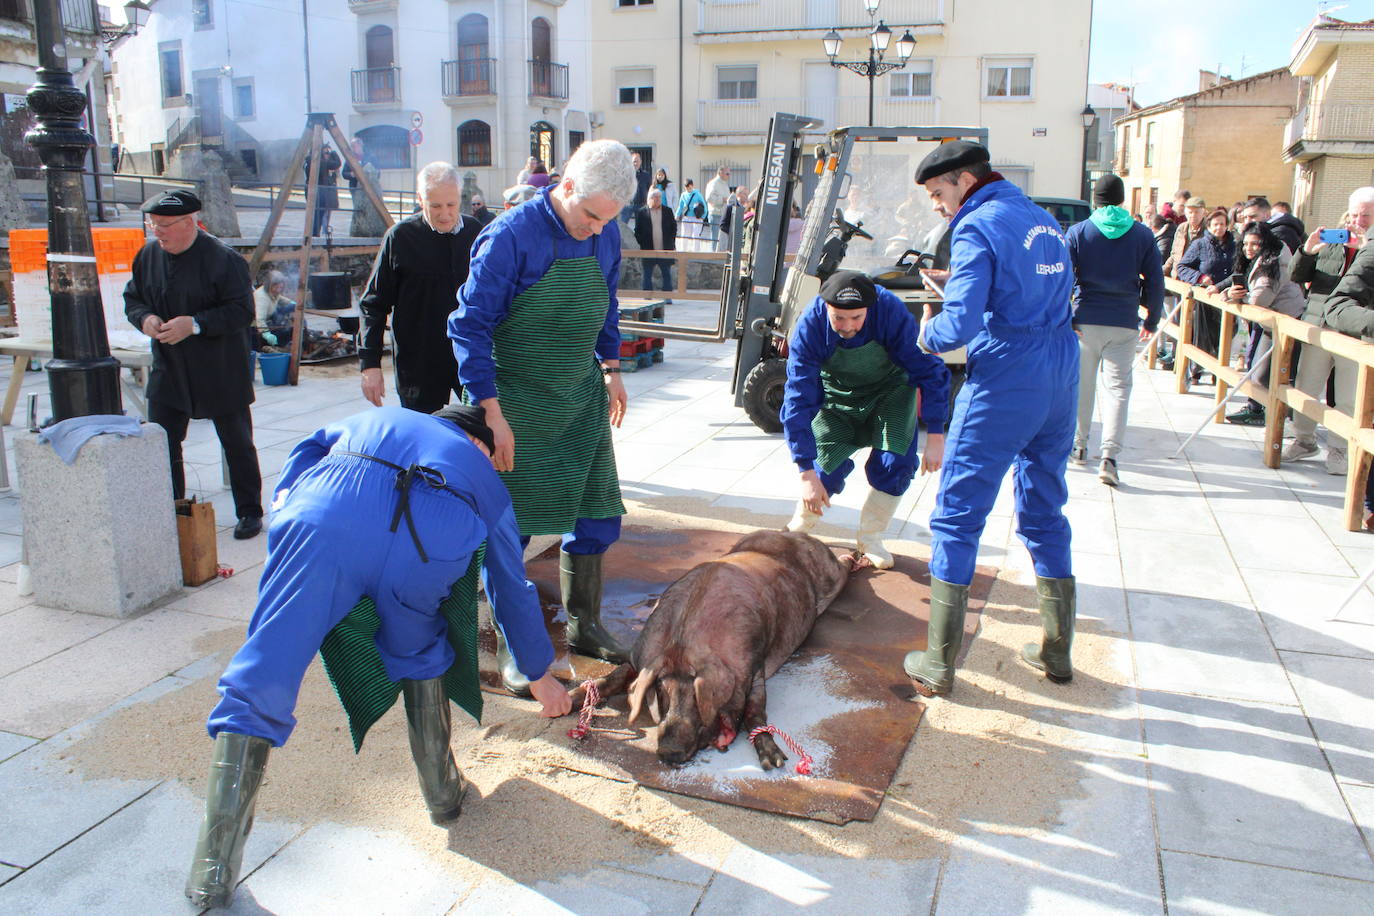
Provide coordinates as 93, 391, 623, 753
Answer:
449, 139, 639, 695
781, 271, 950, 567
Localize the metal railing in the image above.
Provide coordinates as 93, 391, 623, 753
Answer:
441, 58, 495, 97
697, 95, 936, 134
696, 0, 943, 35
1155, 277, 1374, 531
351, 67, 401, 106
1306, 101, 1374, 142
0, 0, 98, 34
528, 60, 568, 100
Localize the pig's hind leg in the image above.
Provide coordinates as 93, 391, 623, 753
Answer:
742, 677, 787, 770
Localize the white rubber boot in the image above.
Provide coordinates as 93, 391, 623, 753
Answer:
855, 489, 901, 569
786, 500, 820, 533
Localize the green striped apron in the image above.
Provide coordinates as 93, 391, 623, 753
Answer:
483, 236, 625, 535
319, 547, 485, 753
812, 340, 918, 474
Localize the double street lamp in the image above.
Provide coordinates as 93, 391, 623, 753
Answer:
822, 0, 918, 127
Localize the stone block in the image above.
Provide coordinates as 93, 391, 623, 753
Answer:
15, 426, 181, 618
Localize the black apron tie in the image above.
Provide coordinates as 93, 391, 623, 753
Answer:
335, 451, 477, 563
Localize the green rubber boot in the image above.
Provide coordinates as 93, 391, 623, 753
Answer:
1021, 576, 1076, 683
561, 551, 630, 663
402, 678, 467, 825
494, 628, 531, 697
185, 732, 272, 909
902, 577, 969, 697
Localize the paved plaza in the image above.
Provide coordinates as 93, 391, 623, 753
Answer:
0, 332, 1371, 914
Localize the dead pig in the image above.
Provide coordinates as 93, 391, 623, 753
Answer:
569, 530, 862, 770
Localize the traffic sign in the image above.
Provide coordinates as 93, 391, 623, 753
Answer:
409, 128, 423, 146
410, 111, 423, 129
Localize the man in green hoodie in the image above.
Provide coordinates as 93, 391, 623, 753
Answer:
1064, 174, 1165, 487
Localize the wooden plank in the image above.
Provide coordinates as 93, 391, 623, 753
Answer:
248, 123, 314, 279
1175, 287, 1194, 393
1262, 328, 1295, 469
1215, 306, 1235, 418
1346, 365, 1374, 531
326, 118, 395, 230
288, 125, 324, 386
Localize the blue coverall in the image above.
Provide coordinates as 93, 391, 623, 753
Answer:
207, 407, 555, 746
919, 179, 1078, 587
782, 287, 950, 496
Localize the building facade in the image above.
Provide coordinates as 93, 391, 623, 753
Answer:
1084, 82, 1133, 200
592, 0, 1093, 202
1283, 15, 1374, 230
106, 0, 593, 204
1113, 67, 1298, 217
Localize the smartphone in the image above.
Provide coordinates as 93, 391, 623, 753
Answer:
1320, 228, 1351, 245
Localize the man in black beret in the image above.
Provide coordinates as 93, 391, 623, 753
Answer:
902, 140, 1081, 697
184, 403, 570, 908
780, 270, 949, 568
125, 189, 265, 539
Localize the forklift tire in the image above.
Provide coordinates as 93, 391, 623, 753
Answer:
741, 358, 788, 434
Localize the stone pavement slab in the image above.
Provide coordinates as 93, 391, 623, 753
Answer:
0, 604, 121, 678
0, 729, 36, 761
0, 780, 298, 915
1244, 569, 1374, 659
1116, 529, 1247, 603
1280, 650, 1374, 786
1212, 510, 1353, 577
1141, 691, 1374, 882
698, 848, 941, 913
1345, 783, 1374, 850
456, 865, 706, 915
1161, 850, 1374, 915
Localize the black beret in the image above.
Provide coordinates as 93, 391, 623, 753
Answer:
819, 270, 876, 311
915, 140, 990, 185
141, 188, 202, 216
433, 404, 496, 457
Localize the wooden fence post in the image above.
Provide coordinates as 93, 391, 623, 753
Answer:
1215, 305, 1236, 417
1346, 364, 1374, 531
1175, 288, 1194, 394
1262, 324, 1293, 469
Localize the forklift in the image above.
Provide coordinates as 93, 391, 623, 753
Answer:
620, 112, 988, 433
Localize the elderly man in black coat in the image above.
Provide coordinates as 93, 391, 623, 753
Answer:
124, 189, 264, 539
633, 187, 678, 295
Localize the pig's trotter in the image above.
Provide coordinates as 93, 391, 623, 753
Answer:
741, 678, 786, 769
752, 732, 788, 771
561, 551, 631, 663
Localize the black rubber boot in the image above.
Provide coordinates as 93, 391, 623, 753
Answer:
494, 629, 532, 697
185, 732, 272, 909
1021, 576, 1076, 683
402, 678, 467, 826
560, 551, 630, 663
902, 577, 969, 697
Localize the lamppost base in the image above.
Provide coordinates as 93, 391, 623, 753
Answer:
45, 356, 124, 421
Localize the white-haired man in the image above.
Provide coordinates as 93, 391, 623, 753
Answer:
449, 139, 637, 695
359, 161, 481, 413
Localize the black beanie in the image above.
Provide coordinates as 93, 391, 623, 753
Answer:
433, 404, 496, 456
1093, 175, 1125, 208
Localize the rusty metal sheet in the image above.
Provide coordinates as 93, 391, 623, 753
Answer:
477, 525, 995, 824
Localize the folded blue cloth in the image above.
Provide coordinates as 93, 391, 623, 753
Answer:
37, 414, 142, 464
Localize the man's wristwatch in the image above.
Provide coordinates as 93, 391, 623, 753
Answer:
191, 318, 202, 335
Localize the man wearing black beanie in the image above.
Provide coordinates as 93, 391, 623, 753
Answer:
1065, 174, 1165, 487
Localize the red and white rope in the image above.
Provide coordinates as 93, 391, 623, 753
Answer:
566, 681, 601, 741
748, 724, 814, 776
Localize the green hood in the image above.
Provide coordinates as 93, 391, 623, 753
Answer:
1089, 205, 1134, 240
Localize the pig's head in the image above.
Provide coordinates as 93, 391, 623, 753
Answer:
626, 655, 732, 765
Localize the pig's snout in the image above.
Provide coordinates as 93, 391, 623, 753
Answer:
656, 716, 704, 766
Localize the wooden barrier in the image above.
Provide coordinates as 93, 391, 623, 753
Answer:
1156, 277, 1374, 530
617, 249, 728, 302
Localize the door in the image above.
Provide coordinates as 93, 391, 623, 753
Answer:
804, 62, 838, 130
194, 75, 222, 139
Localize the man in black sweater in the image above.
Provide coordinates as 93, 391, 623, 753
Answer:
359, 162, 482, 413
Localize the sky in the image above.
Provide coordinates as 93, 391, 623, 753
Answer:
1089, 0, 1374, 107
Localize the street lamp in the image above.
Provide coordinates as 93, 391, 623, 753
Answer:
822, 0, 917, 127
101, 0, 151, 45
26, 0, 123, 419
1080, 103, 1098, 202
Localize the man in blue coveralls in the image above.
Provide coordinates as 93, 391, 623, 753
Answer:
184, 405, 571, 910
782, 270, 949, 568
900, 141, 1079, 697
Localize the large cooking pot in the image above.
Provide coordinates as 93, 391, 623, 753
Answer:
336, 314, 360, 335
308, 272, 352, 310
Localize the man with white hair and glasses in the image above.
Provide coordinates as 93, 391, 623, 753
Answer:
359, 161, 481, 413
449, 139, 637, 695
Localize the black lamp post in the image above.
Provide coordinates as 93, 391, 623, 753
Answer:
1080, 103, 1098, 202
26, 0, 122, 420
822, 0, 917, 127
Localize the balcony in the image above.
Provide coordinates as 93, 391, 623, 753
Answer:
1283, 101, 1374, 162
351, 67, 401, 109
696, 95, 937, 137
442, 58, 496, 103
529, 60, 568, 102
346, 0, 398, 13
0, 0, 100, 47
696, 0, 944, 40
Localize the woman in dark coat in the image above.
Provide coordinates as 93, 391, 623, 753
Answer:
1174, 208, 1236, 377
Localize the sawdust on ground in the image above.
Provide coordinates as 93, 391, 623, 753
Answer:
65, 496, 1131, 889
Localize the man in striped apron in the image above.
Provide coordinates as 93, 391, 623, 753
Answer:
450, 139, 638, 695
781, 271, 950, 568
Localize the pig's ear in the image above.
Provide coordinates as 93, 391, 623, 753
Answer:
627, 667, 658, 725
693, 670, 728, 728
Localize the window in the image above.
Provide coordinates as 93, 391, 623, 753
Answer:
890, 60, 933, 98
159, 42, 185, 103
356, 124, 410, 170
532, 17, 551, 63
717, 65, 757, 101
568, 130, 585, 155
1120, 125, 1131, 169
996, 165, 1032, 192
232, 79, 254, 119
617, 0, 653, 6
0, 0, 25, 20
1144, 121, 1155, 167
983, 58, 1032, 99
700, 163, 751, 196
192, 0, 212, 29
458, 120, 491, 167
456, 14, 491, 93
616, 68, 654, 106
